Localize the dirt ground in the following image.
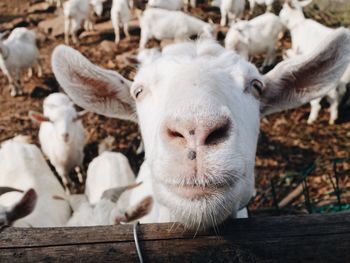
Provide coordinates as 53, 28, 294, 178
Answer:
1, 0, 350, 216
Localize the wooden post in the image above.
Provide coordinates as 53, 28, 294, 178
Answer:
1, 213, 350, 262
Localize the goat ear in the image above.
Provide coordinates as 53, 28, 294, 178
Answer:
121, 196, 153, 223
29, 111, 50, 123
0, 187, 23, 196
6, 189, 37, 224
102, 182, 142, 203
51, 45, 136, 122
260, 28, 350, 116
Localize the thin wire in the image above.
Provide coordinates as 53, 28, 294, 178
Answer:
133, 222, 144, 263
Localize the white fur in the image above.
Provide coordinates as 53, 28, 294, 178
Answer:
111, 0, 131, 45
137, 48, 161, 65
0, 27, 42, 97
85, 151, 135, 206
148, 0, 183, 10
0, 137, 71, 227
43, 92, 73, 117
63, 0, 105, 45
66, 199, 119, 226
139, 8, 214, 49
35, 94, 85, 192
66, 191, 152, 226
280, 0, 350, 124
225, 13, 283, 67
248, 0, 275, 13
219, 0, 245, 26
52, 29, 350, 229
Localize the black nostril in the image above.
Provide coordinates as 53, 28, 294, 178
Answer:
205, 120, 231, 146
167, 128, 185, 139
187, 150, 196, 160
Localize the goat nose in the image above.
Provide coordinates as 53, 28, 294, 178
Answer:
165, 117, 231, 148
62, 133, 69, 142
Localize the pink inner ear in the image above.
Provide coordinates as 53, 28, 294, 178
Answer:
71, 70, 134, 113
30, 112, 49, 123
72, 71, 118, 99
7, 189, 37, 223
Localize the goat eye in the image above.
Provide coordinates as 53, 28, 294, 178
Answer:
134, 87, 143, 99
250, 79, 264, 97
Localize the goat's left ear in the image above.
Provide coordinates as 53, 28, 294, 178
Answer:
6, 189, 37, 224
51, 45, 136, 122
29, 111, 50, 123
260, 28, 350, 116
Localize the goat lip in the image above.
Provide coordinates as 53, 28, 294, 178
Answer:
164, 183, 228, 200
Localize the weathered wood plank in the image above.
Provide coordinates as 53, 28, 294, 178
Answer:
0, 213, 350, 262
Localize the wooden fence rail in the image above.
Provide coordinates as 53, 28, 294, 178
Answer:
1, 213, 350, 262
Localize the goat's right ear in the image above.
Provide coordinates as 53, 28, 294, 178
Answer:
6, 189, 37, 224
51, 45, 136, 122
261, 28, 350, 116
29, 111, 50, 123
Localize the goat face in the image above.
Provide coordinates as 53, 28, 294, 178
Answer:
52, 30, 350, 229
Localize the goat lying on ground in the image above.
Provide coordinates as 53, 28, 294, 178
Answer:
0, 136, 71, 227
66, 182, 153, 226
52, 28, 350, 229
85, 136, 135, 206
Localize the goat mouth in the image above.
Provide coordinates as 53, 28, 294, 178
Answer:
164, 183, 231, 200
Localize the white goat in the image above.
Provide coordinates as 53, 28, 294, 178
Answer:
137, 48, 161, 65
148, 0, 183, 10
42, 92, 73, 117
280, 0, 350, 124
52, 28, 350, 229
111, 0, 131, 45
248, 0, 275, 14
29, 93, 86, 193
139, 8, 214, 49
67, 183, 153, 226
225, 12, 283, 68
0, 137, 71, 227
63, 0, 105, 45
0, 28, 42, 97
85, 137, 136, 206
221, 0, 245, 26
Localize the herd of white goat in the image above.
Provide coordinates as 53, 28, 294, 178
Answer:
0, 0, 350, 230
